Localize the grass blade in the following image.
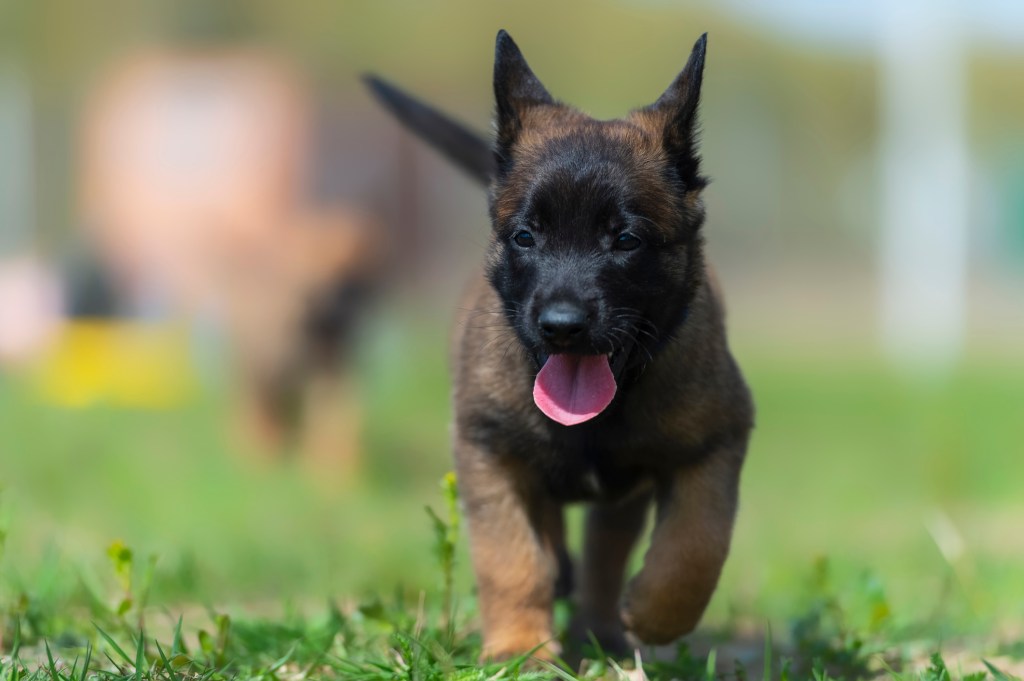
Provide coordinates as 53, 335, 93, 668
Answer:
44, 641, 60, 681
983, 660, 1015, 681
10, 615, 21, 663
267, 645, 298, 674
706, 648, 717, 681
94, 624, 133, 667
134, 632, 146, 681
536, 660, 578, 681
171, 616, 185, 657
78, 643, 92, 681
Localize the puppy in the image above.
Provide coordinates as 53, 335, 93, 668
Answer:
367, 30, 753, 660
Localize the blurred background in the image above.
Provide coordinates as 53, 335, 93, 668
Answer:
0, 0, 1021, 638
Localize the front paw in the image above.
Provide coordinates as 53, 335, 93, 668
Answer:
621, 576, 701, 645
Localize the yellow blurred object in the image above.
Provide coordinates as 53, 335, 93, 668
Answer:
32, 320, 197, 409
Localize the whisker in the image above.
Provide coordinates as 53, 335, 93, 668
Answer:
499, 336, 528, 364
477, 329, 516, 357
630, 214, 663, 232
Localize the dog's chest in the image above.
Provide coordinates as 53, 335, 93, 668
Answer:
537, 426, 657, 502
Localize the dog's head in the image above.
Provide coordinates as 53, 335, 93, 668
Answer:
367, 31, 710, 426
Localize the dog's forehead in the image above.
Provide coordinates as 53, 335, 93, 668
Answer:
516, 108, 665, 164
494, 109, 675, 224
509, 112, 668, 191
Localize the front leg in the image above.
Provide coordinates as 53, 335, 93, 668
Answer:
454, 436, 563, 661
622, 439, 746, 644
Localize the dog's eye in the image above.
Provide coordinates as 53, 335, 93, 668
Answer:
614, 233, 642, 251
513, 230, 536, 248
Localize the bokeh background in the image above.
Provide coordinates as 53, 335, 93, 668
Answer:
1, 0, 1022, 640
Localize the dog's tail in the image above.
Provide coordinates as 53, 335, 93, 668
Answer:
363, 75, 495, 186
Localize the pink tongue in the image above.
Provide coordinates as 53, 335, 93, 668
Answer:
533, 354, 617, 426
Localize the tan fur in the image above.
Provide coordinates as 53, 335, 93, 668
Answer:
454, 438, 563, 660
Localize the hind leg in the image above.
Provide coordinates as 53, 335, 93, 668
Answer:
569, 490, 651, 655
543, 502, 574, 600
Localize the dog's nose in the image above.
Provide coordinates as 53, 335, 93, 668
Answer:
538, 302, 588, 346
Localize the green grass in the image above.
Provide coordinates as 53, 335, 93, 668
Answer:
1, 312, 1023, 679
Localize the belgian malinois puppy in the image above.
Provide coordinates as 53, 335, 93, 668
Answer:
367, 30, 753, 660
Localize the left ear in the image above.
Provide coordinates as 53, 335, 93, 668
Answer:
647, 33, 708, 190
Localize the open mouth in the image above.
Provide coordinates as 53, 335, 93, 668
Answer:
532, 342, 634, 426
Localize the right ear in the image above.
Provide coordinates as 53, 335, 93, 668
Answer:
364, 75, 495, 186
493, 30, 553, 164
644, 33, 708, 190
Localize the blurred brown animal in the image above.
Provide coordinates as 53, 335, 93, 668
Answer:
79, 49, 384, 473
368, 31, 753, 660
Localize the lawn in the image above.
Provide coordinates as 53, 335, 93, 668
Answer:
1, 311, 1022, 679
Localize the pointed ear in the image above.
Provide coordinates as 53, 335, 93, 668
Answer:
648, 33, 708, 189
493, 30, 553, 156
364, 75, 495, 185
